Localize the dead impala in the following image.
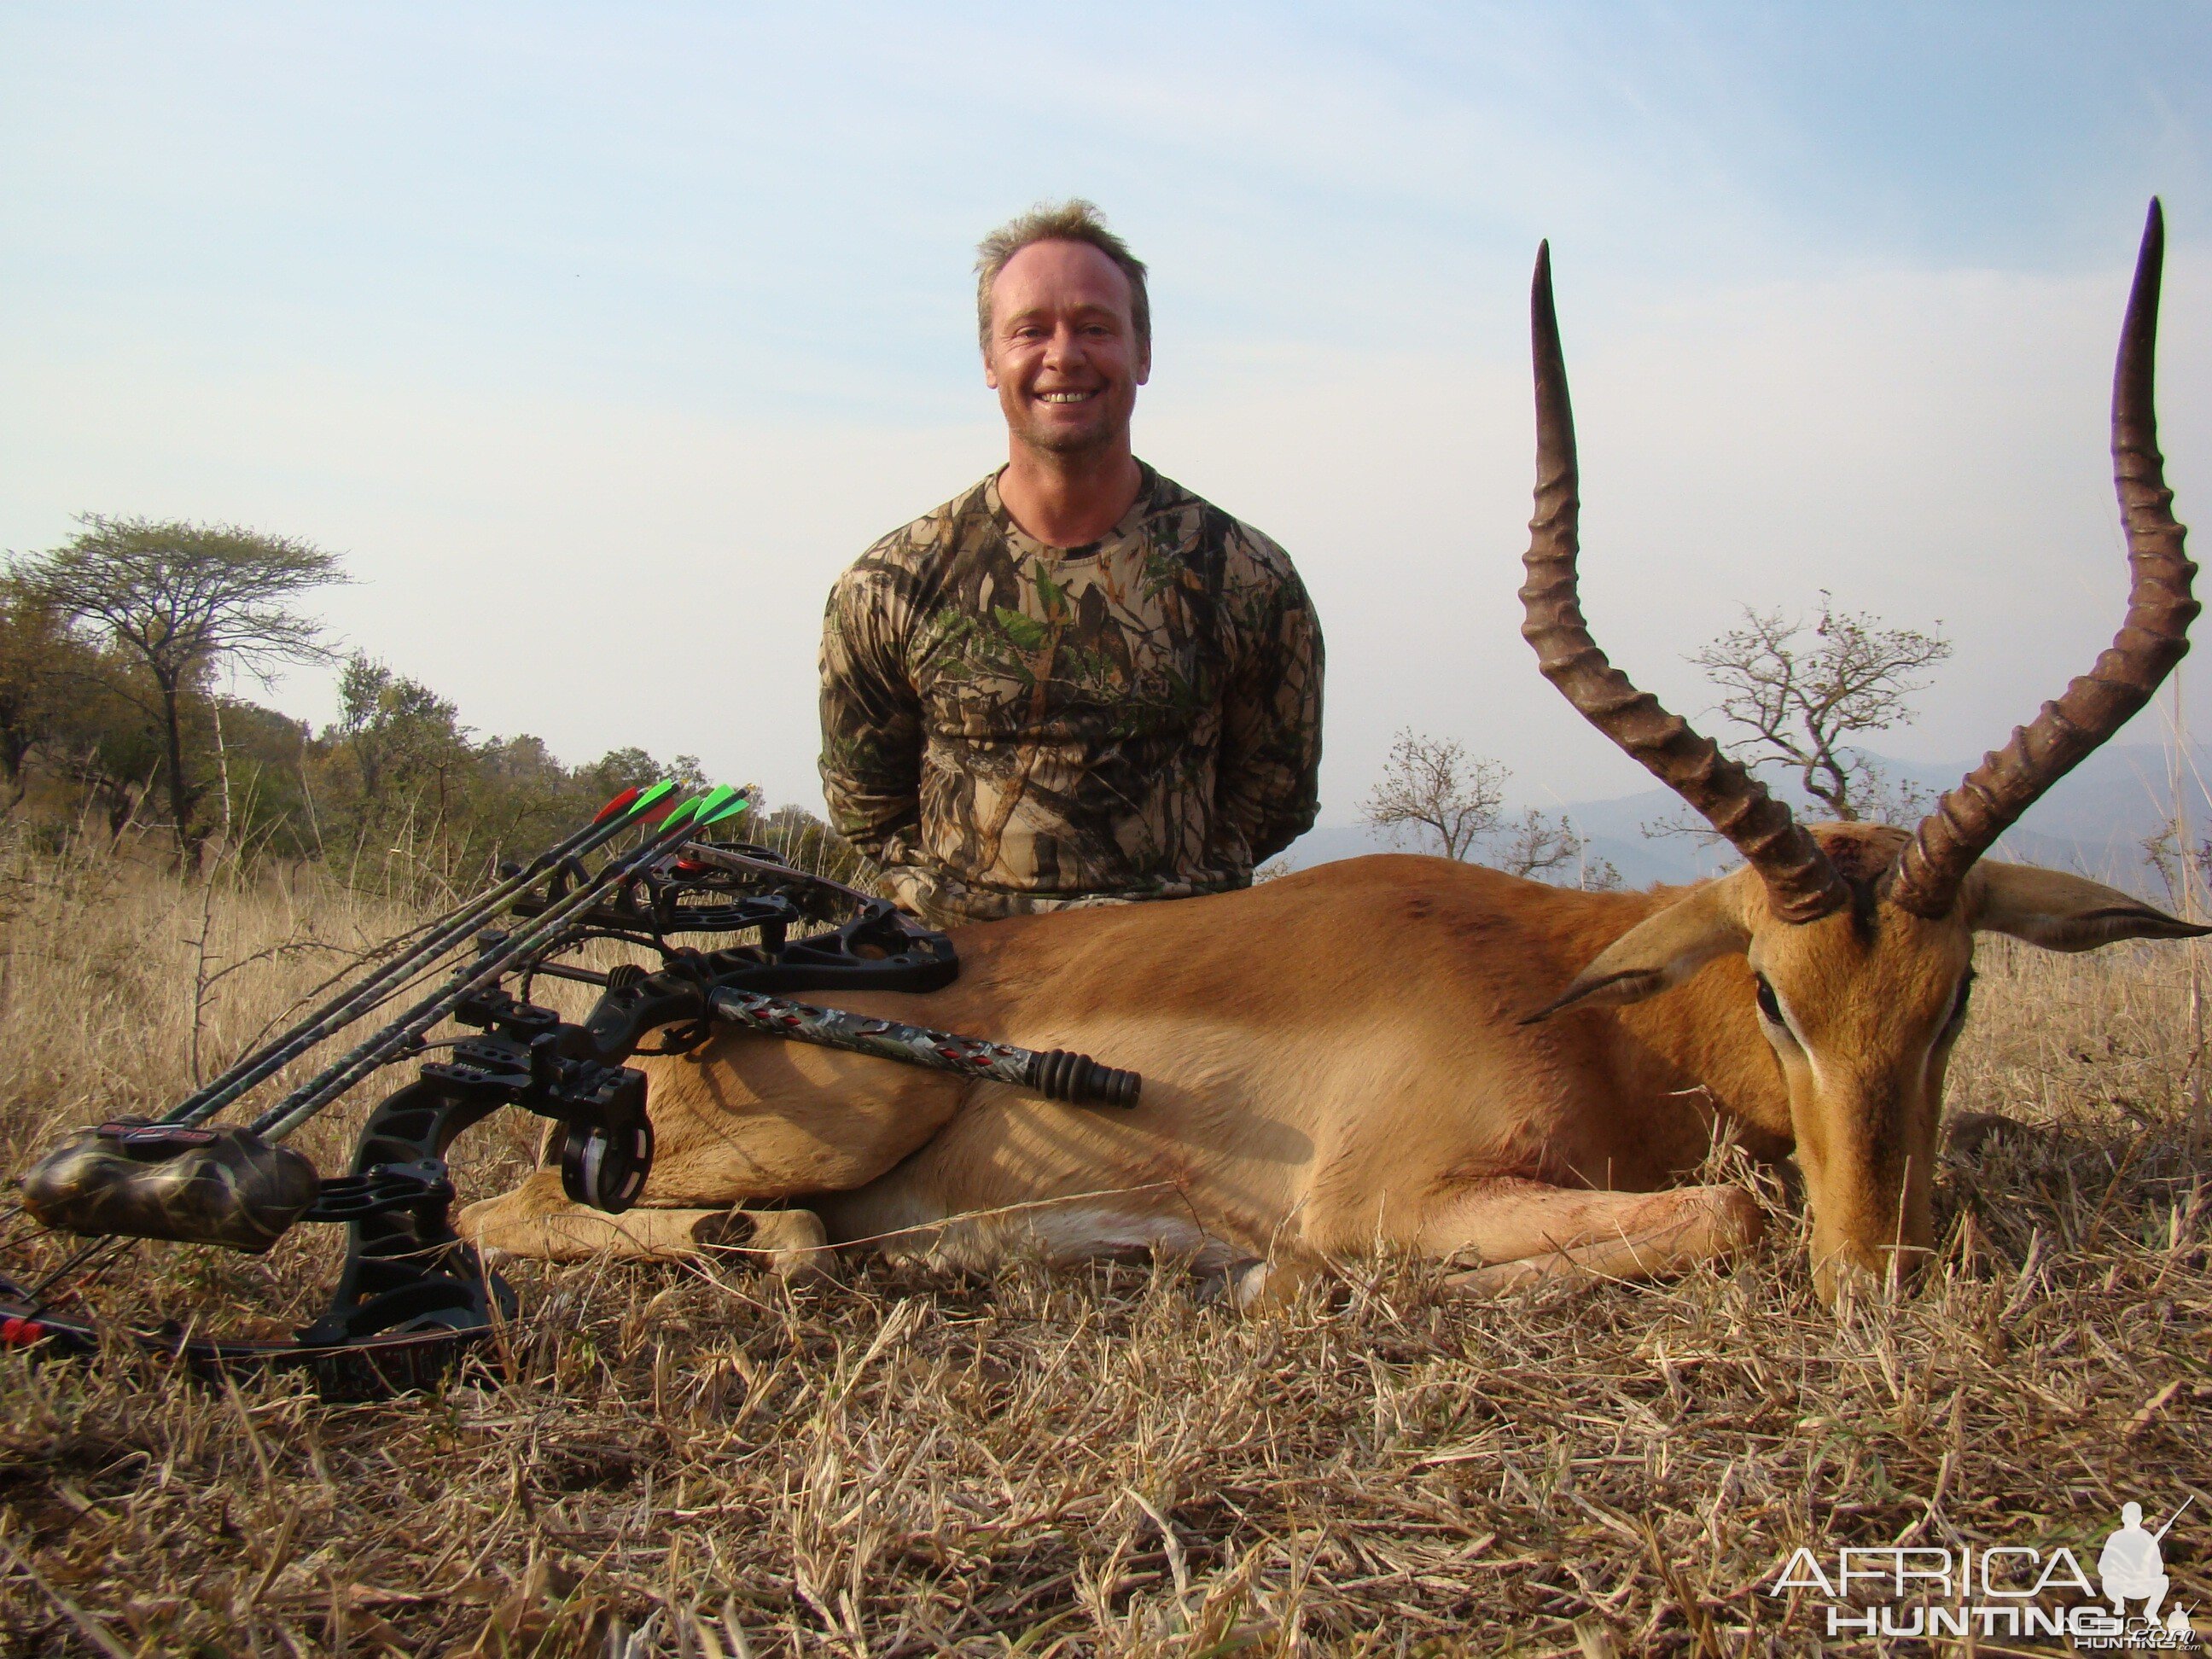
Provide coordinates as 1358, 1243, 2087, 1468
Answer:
463, 201, 2201, 1307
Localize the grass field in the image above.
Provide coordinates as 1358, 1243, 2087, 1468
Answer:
0, 843, 2206, 1656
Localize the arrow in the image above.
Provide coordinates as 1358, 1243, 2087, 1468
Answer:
168, 782, 682, 1126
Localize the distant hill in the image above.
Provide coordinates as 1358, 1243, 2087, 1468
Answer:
1278, 742, 2197, 900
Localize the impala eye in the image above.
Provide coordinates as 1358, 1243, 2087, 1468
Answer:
1754, 974, 1784, 1027
1753, 975, 1805, 1052
1940, 967, 1976, 1040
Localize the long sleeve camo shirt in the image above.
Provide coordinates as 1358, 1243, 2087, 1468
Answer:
819, 463, 1324, 927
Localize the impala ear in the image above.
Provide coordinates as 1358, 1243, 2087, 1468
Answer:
1522, 881, 1750, 1022
1969, 864, 2212, 952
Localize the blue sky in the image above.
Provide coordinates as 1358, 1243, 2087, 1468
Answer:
4, 3, 2209, 827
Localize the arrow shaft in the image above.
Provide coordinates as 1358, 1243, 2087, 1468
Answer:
169, 788, 669, 1125
249, 800, 730, 1141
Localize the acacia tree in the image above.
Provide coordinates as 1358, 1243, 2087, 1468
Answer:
14, 515, 343, 864
1690, 595, 1951, 824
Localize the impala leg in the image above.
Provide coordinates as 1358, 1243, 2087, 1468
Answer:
1420, 1180, 1765, 1295
457, 1171, 836, 1282
1225, 1253, 1326, 1313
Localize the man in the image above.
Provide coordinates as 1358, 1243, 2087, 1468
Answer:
820, 201, 1324, 927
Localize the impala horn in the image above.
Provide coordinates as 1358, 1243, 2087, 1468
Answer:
1888, 200, 2197, 917
1519, 242, 1848, 923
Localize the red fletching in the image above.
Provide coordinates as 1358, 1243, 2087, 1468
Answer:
592, 786, 641, 824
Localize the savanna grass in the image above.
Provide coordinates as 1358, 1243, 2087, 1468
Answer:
0, 847, 2205, 1656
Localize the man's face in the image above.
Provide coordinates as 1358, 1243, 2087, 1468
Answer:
983, 240, 1150, 459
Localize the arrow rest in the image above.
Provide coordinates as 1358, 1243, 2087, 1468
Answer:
560, 1117, 654, 1212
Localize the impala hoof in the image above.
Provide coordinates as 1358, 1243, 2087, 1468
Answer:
1224, 1255, 1318, 1314
708, 1207, 838, 1285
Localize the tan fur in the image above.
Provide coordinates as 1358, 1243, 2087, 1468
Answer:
463, 856, 1760, 1291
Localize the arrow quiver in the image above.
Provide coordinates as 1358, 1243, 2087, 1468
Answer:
6, 788, 1142, 1398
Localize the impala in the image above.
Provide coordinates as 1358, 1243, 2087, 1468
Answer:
463, 203, 2200, 1306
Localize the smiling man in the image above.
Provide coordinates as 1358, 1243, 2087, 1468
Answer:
819, 201, 1324, 925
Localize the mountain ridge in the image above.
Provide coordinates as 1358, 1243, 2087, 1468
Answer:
1280, 742, 2197, 900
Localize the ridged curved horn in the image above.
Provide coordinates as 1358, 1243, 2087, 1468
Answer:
1888, 200, 2198, 918
1519, 242, 1848, 923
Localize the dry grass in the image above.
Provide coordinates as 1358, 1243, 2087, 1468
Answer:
0, 847, 2206, 1656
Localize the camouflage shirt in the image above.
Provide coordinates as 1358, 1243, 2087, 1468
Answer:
820, 463, 1323, 925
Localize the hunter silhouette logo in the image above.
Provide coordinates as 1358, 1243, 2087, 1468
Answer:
1769, 1499, 2199, 1645
2100, 1500, 2194, 1637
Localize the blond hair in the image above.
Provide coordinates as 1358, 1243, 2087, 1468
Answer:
974, 200, 1150, 355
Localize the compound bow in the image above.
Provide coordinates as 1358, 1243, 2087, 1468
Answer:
2, 783, 1139, 1400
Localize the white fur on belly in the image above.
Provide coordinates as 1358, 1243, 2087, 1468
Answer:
866, 1203, 1240, 1275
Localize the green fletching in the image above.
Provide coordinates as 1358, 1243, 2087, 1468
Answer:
631, 778, 678, 816
660, 795, 703, 831
696, 791, 750, 829
687, 784, 736, 825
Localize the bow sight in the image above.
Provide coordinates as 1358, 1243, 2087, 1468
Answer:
5, 783, 1140, 1399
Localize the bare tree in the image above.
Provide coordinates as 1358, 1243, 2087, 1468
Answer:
1363, 729, 1505, 860
1495, 806, 1622, 890
1697, 595, 1950, 820
1365, 730, 1621, 889
1646, 596, 1951, 840
14, 515, 344, 865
